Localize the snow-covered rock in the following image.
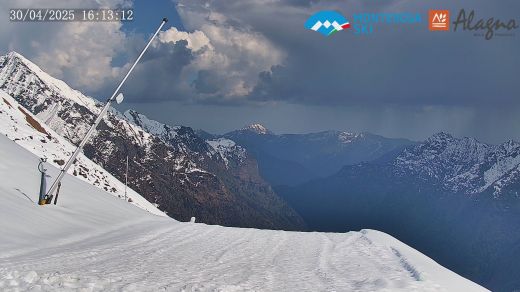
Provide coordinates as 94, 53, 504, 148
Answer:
338, 131, 363, 144
123, 110, 180, 143
206, 138, 246, 167
395, 132, 520, 197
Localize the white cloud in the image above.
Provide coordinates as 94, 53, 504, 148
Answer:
0, 0, 287, 102
0, 0, 131, 92
174, 0, 286, 99
33, 21, 127, 90
159, 27, 212, 52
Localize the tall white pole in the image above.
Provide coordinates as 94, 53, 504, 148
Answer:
45, 18, 168, 201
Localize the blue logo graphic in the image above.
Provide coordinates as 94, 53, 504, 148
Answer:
305, 11, 351, 36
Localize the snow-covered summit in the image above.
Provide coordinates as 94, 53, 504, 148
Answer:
241, 123, 272, 135
124, 109, 247, 167
0, 51, 99, 114
338, 131, 364, 143
124, 110, 180, 143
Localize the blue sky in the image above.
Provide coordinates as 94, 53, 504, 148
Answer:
122, 0, 184, 34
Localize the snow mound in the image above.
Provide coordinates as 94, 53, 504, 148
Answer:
0, 135, 486, 291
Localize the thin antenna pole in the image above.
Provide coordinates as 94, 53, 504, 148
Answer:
125, 155, 129, 201
45, 18, 168, 201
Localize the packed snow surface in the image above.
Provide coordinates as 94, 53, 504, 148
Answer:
0, 136, 486, 291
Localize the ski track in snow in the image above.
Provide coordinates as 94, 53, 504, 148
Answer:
0, 224, 483, 292
0, 225, 438, 291
0, 135, 486, 291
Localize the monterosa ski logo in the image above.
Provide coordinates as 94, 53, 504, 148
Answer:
305, 11, 351, 36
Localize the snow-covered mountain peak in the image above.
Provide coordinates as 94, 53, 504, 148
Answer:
0, 52, 99, 113
395, 132, 520, 197
425, 131, 455, 146
5, 51, 31, 65
338, 131, 362, 143
499, 139, 520, 152
6, 51, 23, 60
123, 109, 217, 160
124, 109, 180, 138
242, 123, 271, 135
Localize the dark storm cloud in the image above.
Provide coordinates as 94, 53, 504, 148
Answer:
131, 0, 517, 144
228, 0, 520, 108
192, 70, 221, 94
118, 39, 195, 103
136, 0, 516, 109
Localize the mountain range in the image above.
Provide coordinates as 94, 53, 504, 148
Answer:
214, 124, 413, 186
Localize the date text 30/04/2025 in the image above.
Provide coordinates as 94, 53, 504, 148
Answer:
9, 9, 134, 22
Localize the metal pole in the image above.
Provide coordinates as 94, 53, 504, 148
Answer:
53, 182, 61, 205
125, 155, 129, 201
45, 18, 168, 201
38, 158, 47, 205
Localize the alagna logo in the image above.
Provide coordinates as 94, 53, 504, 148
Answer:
452, 9, 518, 40
429, 10, 450, 31
305, 11, 350, 36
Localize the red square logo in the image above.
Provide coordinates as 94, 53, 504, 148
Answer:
429, 10, 450, 31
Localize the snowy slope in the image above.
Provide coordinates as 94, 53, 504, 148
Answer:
0, 136, 486, 291
0, 89, 164, 216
